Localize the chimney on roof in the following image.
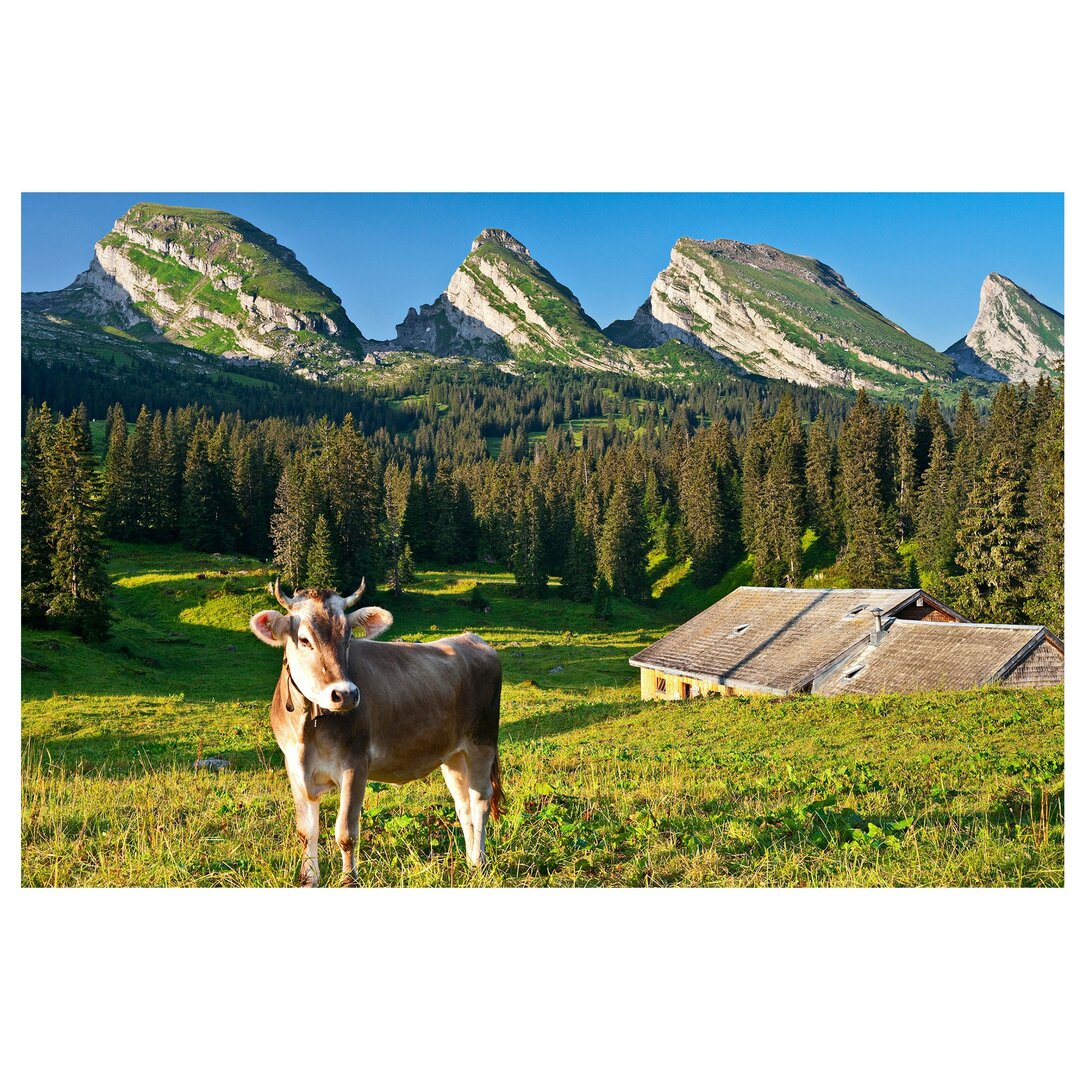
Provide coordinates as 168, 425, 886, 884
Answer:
869, 607, 890, 646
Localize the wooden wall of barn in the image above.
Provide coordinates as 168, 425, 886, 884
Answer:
639, 668, 772, 700
999, 641, 1064, 688
894, 602, 959, 623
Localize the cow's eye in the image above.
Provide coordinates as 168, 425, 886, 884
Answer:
299, 636, 313, 649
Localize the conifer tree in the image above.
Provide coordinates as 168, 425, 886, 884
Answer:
913, 387, 947, 478
512, 483, 548, 598
837, 390, 899, 587
598, 475, 650, 602
679, 423, 740, 587
383, 461, 413, 596
270, 456, 314, 589
101, 404, 132, 538
952, 446, 1034, 623
805, 417, 838, 548
21, 403, 55, 624
915, 428, 956, 589
754, 425, 805, 586
305, 514, 337, 591
44, 406, 111, 639
592, 574, 613, 621
883, 404, 917, 543
739, 410, 769, 556
1024, 388, 1064, 634
562, 487, 600, 604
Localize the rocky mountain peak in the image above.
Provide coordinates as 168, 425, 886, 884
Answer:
22, 202, 366, 377
471, 228, 531, 258
945, 272, 1063, 383
683, 237, 860, 301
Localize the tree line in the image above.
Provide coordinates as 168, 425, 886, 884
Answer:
21, 371, 1063, 640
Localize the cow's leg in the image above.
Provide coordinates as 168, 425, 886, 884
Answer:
465, 744, 497, 868
441, 751, 476, 860
285, 756, 321, 887
335, 766, 366, 886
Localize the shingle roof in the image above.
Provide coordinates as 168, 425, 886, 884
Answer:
814, 621, 1057, 696
629, 587, 926, 694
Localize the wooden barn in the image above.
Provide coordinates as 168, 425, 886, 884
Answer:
630, 587, 1063, 700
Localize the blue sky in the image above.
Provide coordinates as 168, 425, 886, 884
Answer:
21, 193, 1063, 350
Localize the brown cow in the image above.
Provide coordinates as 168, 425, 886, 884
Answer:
249, 580, 503, 886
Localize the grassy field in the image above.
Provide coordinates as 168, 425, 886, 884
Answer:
21, 544, 1064, 887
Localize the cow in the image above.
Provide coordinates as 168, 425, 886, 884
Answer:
249, 579, 503, 886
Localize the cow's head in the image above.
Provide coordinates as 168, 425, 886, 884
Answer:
249, 579, 393, 711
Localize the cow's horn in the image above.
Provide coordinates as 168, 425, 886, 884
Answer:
342, 579, 366, 609
272, 579, 299, 610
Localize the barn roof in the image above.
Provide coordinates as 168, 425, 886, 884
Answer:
629, 587, 939, 695
813, 621, 1061, 696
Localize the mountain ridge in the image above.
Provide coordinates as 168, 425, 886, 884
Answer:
23, 202, 1057, 397
945, 272, 1064, 383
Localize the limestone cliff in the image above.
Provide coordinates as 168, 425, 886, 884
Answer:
605, 238, 956, 391
945, 273, 1063, 383
381, 228, 649, 374
22, 203, 368, 377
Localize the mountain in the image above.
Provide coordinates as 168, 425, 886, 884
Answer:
22, 203, 369, 377
945, 273, 1064, 383
605, 238, 958, 392
382, 228, 679, 376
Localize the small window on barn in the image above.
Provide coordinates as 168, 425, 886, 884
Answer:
843, 605, 867, 621
729, 623, 751, 637
840, 664, 864, 680
655, 676, 666, 694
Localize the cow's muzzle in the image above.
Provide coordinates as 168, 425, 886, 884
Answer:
325, 681, 359, 710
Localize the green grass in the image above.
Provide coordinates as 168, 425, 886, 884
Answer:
21, 543, 1063, 887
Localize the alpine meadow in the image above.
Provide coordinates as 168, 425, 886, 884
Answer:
20, 196, 1064, 887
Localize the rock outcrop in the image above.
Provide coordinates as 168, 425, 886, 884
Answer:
605, 238, 956, 391
22, 203, 368, 375
381, 228, 648, 374
945, 273, 1063, 383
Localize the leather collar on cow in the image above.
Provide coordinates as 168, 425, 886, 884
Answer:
282, 656, 329, 722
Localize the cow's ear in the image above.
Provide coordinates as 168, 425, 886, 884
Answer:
348, 606, 393, 639
250, 609, 293, 647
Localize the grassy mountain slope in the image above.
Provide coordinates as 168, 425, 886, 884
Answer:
24, 203, 368, 376
21, 543, 1063, 886
607, 238, 958, 393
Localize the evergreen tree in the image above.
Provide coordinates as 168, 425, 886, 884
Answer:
883, 404, 917, 543
837, 390, 899, 587
754, 423, 805, 586
1024, 387, 1064, 634
101, 403, 132, 538
562, 491, 599, 604
21, 403, 55, 624
915, 428, 956, 589
512, 483, 548, 598
739, 410, 769, 556
679, 423, 740, 587
805, 417, 838, 548
44, 406, 111, 639
382, 461, 412, 596
952, 446, 1034, 623
398, 542, 417, 588
598, 475, 650, 602
913, 387, 947, 478
270, 456, 314, 588
305, 514, 337, 590
593, 574, 613, 621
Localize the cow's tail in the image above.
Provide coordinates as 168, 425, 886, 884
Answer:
489, 750, 504, 822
